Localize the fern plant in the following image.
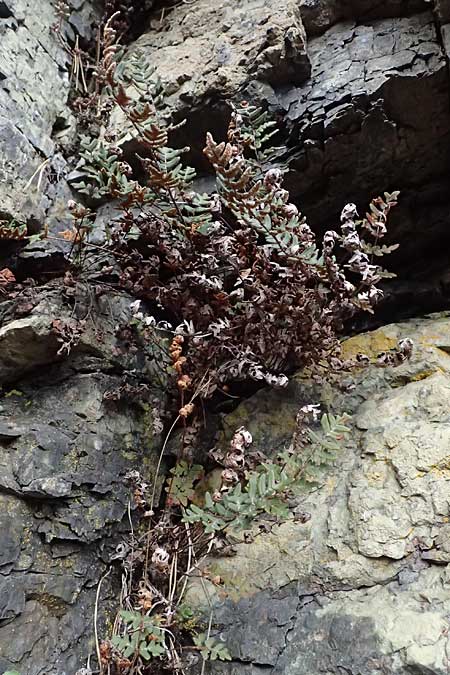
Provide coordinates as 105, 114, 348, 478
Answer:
183, 413, 350, 533
74, 136, 129, 200
193, 633, 231, 661
63, 12, 403, 401
111, 610, 166, 661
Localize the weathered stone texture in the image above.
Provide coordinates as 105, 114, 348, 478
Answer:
280, 11, 450, 274
130, 0, 309, 104
0, 282, 154, 383
299, 0, 430, 35
0, 286, 163, 674
0, 0, 97, 226
187, 314, 450, 674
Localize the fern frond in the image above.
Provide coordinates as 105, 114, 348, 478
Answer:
180, 193, 215, 225
140, 147, 196, 191
0, 219, 27, 240
233, 102, 280, 160
183, 413, 350, 533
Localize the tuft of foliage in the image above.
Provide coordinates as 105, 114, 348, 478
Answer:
0, 218, 27, 240
166, 459, 204, 507
74, 136, 128, 200
111, 610, 166, 661
183, 412, 350, 533
193, 633, 231, 661
68, 13, 401, 407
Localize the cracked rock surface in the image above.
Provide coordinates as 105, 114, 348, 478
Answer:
116, 0, 450, 318
0, 0, 98, 231
186, 313, 450, 674
126, 0, 309, 105
280, 10, 450, 272
0, 282, 164, 674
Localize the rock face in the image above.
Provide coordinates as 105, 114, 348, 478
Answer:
0, 281, 164, 675
281, 9, 450, 273
0, 0, 99, 230
186, 314, 450, 674
298, 0, 429, 35
1, 4, 171, 671
112, 0, 310, 159
116, 0, 450, 318
3, 0, 450, 673
130, 0, 309, 100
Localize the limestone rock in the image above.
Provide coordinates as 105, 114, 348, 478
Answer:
112, 0, 310, 149
139, 0, 308, 92
0, 365, 163, 674
280, 11, 450, 276
0, 281, 168, 384
0, 279, 166, 673
299, 0, 429, 35
186, 313, 450, 674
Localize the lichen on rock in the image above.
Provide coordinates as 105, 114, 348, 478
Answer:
186, 314, 450, 674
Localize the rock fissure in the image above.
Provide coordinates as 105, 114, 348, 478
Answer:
270, 592, 319, 674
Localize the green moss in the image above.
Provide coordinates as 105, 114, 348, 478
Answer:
121, 449, 138, 461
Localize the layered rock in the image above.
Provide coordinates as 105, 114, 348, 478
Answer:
0, 0, 98, 235
126, 0, 309, 107
0, 281, 165, 674
186, 314, 450, 674
280, 10, 450, 273
114, 0, 450, 317
111, 0, 311, 162
299, 0, 430, 35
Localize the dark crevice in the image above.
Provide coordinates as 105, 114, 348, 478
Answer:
102, 0, 166, 42
431, 2, 450, 113
226, 658, 273, 671
302, 0, 430, 37
0, 2, 13, 19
